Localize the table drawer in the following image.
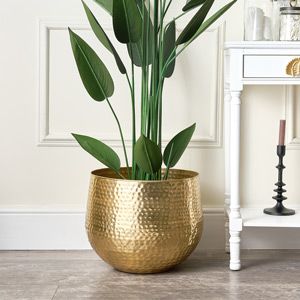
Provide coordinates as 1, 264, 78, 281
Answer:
243, 55, 300, 78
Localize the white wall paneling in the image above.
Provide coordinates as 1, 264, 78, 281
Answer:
37, 19, 90, 148
37, 19, 225, 149
4, 1, 300, 250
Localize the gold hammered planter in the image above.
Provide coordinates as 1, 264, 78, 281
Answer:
86, 168, 203, 274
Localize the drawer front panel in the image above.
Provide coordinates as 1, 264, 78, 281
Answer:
243, 55, 300, 78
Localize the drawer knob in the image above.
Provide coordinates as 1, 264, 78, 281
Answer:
286, 58, 300, 77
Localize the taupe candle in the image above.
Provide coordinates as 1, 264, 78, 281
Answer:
279, 119, 286, 146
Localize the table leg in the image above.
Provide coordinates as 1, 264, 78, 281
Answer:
229, 91, 243, 271
224, 86, 231, 254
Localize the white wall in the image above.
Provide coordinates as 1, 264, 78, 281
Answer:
0, 0, 299, 250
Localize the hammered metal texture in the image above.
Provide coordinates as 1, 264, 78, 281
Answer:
86, 168, 203, 274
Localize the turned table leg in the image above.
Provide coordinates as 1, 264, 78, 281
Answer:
229, 91, 243, 271
224, 86, 231, 254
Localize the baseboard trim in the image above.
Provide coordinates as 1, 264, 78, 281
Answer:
1, 208, 300, 250
0, 211, 90, 250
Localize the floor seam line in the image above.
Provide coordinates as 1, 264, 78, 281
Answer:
51, 285, 59, 300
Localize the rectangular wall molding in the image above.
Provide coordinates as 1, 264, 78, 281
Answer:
37, 19, 225, 149
285, 86, 300, 150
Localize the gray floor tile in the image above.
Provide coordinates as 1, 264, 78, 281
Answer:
0, 250, 299, 300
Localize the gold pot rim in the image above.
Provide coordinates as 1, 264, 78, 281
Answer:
91, 168, 199, 183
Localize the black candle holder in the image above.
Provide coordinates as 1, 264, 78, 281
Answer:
264, 145, 295, 216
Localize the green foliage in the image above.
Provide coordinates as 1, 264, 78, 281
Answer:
82, 1, 126, 74
69, 29, 114, 101
72, 134, 122, 176
182, 0, 207, 12
69, 0, 236, 180
190, 0, 237, 43
163, 20, 176, 78
112, 0, 143, 43
93, 0, 112, 14
127, 0, 154, 67
176, 0, 215, 45
134, 135, 162, 174
163, 123, 196, 168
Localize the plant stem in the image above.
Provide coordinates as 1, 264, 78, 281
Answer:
157, 0, 166, 179
129, 45, 136, 180
106, 98, 130, 178
158, 80, 164, 149
152, 0, 160, 145
142, 0, 150, 147
141, 2, 146, 136
163, 0, 173, 18
125, 70, 136, 180
122, 0, 138, 179
125, 72, 133, 91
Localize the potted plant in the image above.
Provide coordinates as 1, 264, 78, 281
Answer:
69, 0, 236, 273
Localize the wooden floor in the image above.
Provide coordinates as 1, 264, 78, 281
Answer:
0, 250, 300, 300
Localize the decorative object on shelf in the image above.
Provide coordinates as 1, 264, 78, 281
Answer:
264, 120, 296, 216
244, 0, 273, 41
244, 0, 300, 41
280, 5, 300, 40
273, 0, 292, 40
286, 57, 300, 76
86, 168, 202, 274
68, 0, 236, 273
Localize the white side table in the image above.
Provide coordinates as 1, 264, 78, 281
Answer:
224, 42, 300, 271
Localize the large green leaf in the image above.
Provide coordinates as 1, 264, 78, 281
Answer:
93, 0, 112, 14
182, 0, 207, 12
113, 0, 142, 44
69, 29, 114, 101
127, 43, 143, 67
176, 0, 214, 45
163, 20, 176, 78
72, 134, 121, 173
163, 123, 196, 168
127, 0, 154, 67
82, 1, 126, 74
134, 135, 162, 174
190, 0, 237, 43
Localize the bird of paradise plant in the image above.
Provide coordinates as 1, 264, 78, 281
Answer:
69, 0, 236, 180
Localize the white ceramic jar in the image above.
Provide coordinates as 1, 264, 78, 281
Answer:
280, 7, 300, 40
273, 0, 292, 40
